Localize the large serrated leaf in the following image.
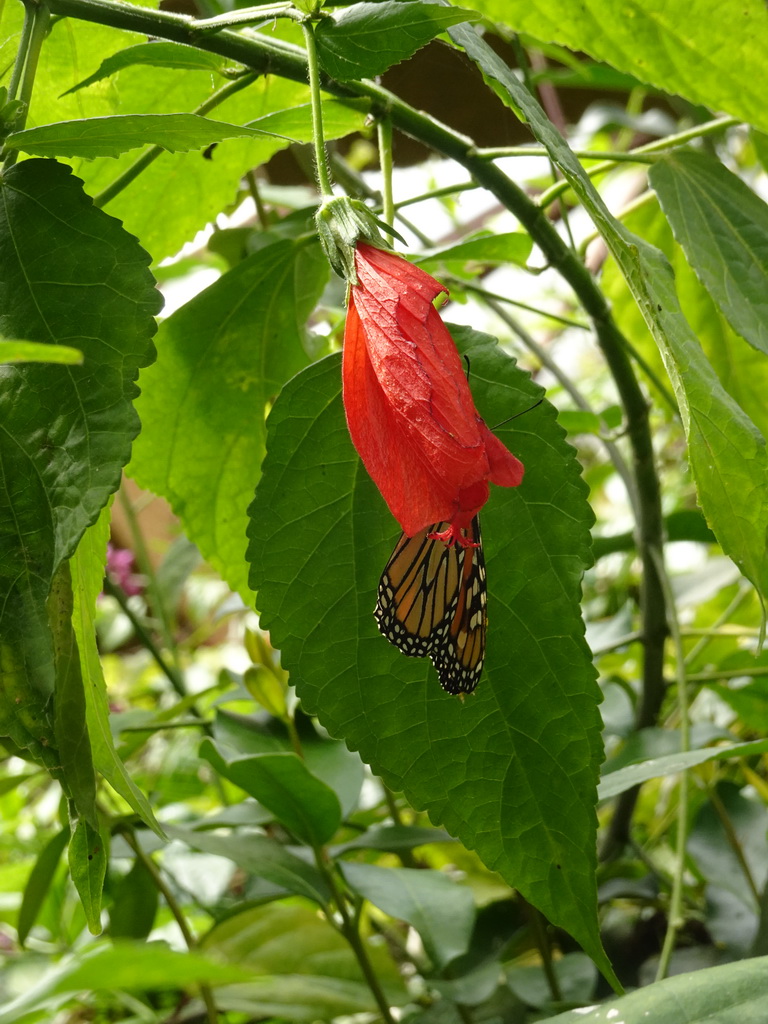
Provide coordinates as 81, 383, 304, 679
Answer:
5, 112, 292, 159
461, 0, 768, 135
539, 955, 768, 1023
450, 20, 768, 638
0, 159, 160, 769
247, 329, 605, 970
130, 239, 326, 606
316, 0, 480, 81
649, 150, 768, 356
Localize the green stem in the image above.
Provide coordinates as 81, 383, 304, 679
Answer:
538, 115, 738, 209
101, 576, 188, 701
683, 583, 753, 667
472, 289, 637, 511
6, 0, 35, 103
708, 784, 761, 904
314, 849, 396, 1024
193, 3, 295, 31
455, 281, 589, 330
525, 900, 562, 1002
118, 488, 180, 672
3, 0, 50, 168
301, 20, 334, 198
651, 547, 689, 982
377, 117, 394, 242
121, 828, 219, 1024
94, 71, 257, 207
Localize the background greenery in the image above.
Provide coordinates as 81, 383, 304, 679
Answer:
1, 0, 768, 1021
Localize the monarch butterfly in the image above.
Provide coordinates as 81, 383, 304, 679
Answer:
374, 516, 487, 695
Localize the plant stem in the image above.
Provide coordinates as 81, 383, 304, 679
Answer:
537, 115, 738, 209
121, 828, 220, 1024
94, 71, 258, 207
102, 576, 187, 699
3, 0, 49, 168
474, 290, 637, 512
377, 117, 394, 242
6, 0, 35, 104
314, 849, 396, 1024
651, 547, 689, 982
301, 20, 334, 198
525, 900, 563, 1002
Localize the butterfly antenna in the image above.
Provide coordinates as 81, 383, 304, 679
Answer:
492, 398, 543, 430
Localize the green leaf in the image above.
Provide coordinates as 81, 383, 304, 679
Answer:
335, 824, 454, 853
450, 21, 768, 640
109, 857, 159, 940
247, 97, 372, 142
164, 825, 332, 905
69, 818, 108, 934
247, 330, 605, 970
200, 739, 343, 846
0, 941, 253, 1024
315, 0, 481, 81
71, 509, 165, 838
130, 239, 326, 607
202, 902, 407, 1006
341, 862, 475, 968
48, 562, 97, 827
462, 0, 768, 135
598, 738, 768, 800
0, 159, 160, 773
539, 955, 768, 1023
17, 827, 70, 947
0, 339, 83, 364
414, 232, 533, 270
4, 112, 293, 160
649, 150, 768, 356
62, 41, 238, 95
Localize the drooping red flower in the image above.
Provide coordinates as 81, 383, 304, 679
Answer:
342, 243, 524, 545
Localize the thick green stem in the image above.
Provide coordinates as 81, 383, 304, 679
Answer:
301, 19, 334, 198
3, 0, 50, 168
6, 0, 35, 103
94, 72, 258, 207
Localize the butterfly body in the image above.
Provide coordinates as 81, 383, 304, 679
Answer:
374, 516, 487, 695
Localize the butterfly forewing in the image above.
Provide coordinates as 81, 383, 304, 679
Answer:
374, 517, 487, 694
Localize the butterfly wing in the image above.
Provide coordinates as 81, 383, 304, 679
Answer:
374, 516, 487, 694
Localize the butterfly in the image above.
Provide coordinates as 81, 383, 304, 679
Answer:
374, 516, 487, 695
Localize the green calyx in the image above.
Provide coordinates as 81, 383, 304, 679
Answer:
314, 196, 389, 283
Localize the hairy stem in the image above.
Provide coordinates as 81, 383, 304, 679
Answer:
302, 19, 334, 198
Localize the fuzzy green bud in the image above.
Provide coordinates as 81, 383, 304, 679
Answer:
315, 196, 389, 283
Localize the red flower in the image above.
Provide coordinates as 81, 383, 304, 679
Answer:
342, 243, 524, 545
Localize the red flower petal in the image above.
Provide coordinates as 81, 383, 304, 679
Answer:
343, 243, 524, 537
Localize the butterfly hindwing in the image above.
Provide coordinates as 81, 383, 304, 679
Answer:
374, 517, 487, 694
